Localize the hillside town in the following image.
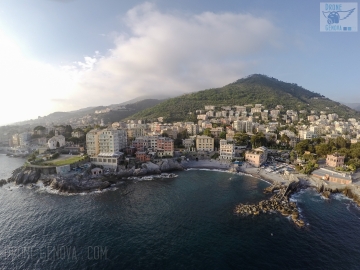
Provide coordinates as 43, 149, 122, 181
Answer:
1, 103, 360, 185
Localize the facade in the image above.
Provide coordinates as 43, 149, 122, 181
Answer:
196, 136, 214, 151
127, 128, 146, 139
132, 136, 158, 151
71, 130, 85, 138
48, 135, 66, 150
219, 140, 235, 159
210, 127, 223, 138
135, 151, 152, 162
312, 168, 352, 185
86, 128, 127, 157
245, 146, 268, 167
156, 137, 174, 157
89, 153, 122, 169
326, 153, 345, 167
182, 138, 195, 150
86, 129, 101, 156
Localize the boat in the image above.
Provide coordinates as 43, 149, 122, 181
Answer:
160, 173, 178, 178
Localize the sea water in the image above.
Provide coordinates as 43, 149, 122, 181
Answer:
0, 155, 360, 269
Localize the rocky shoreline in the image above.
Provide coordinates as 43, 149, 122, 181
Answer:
4, 159, 184, 194
234, 179, 307, 227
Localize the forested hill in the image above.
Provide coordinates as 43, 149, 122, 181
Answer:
127, 74, 359, 122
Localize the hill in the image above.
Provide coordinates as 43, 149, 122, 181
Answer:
12, 99, 163, 126
344, 103, 360, 112
127, 74, 360, 122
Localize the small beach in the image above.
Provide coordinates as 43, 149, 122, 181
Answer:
182, 159, 286, 185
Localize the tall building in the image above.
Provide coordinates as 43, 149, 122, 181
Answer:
156, 137, 174, 157
86, 128, 127, 156
86, 129, 101, 156
219, 140, 235, 160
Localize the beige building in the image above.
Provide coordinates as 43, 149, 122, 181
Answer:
127, 128, 146, 139
86, 128, 127, 156
219, 140, 235, 160
196, 136, 214, 151
326, 153, 345, 167
86, 129, 101, 156
245, 146, 268, 167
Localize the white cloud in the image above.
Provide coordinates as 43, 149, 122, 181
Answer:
0, 3, 281, 125
67, 2, 281, 108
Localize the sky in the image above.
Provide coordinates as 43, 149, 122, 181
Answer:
0, 0, 359, 125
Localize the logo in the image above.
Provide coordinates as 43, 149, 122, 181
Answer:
320, 3, 358, 32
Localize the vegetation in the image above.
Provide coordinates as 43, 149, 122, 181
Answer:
126, 74, 360, 122
43, 155, 87, 166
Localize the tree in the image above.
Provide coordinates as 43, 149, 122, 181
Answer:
234, 132, 249, 146
203, 128, 212, 137
161, 132, 169, 137
315, 143, 331, 157
219, 131, 226, 139
251, 132, 266, 148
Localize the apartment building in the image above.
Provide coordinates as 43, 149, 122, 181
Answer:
219, 139, 235, 160
156, 137, 174, 157
196, 135, 214, 151
86, 128, 127, 156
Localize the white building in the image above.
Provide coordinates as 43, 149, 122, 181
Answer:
219, 140, 235, 160
48, 135, 66, 149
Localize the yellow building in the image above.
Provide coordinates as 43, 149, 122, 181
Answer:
196, 135, 214, 151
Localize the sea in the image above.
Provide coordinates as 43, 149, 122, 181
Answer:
1, 154, 360, 270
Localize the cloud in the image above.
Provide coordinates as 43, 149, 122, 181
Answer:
0, 3, 282, 125
67, 2, 281, 108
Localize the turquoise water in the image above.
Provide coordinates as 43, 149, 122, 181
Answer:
0, 155, 360, 269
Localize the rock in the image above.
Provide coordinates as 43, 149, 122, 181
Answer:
0, 179, 7, 187
141, 162, 161, 174
322, 191, 331, 199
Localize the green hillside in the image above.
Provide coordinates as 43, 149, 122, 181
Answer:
127, 74, 359, 122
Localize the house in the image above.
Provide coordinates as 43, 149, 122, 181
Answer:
326, 153, 345, 167
245, 146, 268, 167
136, 151, 152, 162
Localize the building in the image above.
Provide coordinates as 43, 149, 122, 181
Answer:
210, 127, 223, 138
71, 130, 85, 138
182, 138, 195, 150
156, 137, 174, 157
86, 129, 101, 156
86, 128, 127, 156
98, 128, 127, 153
136, 151, 152, 162
127, 128, 146, 139
245, 146, 268, 167
219, 140, 235, 160
312, 168, 352, 185
48, 135, 66, 150
196, 136, 214, 151
132, 136, 159, 151
326, 153, 345, 167
186, 124, 199, 136
89, 152, 123, 169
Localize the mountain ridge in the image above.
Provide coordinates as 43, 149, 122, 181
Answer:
126, 74, 359, 122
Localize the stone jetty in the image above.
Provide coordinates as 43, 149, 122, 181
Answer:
234, 180, 306, 228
